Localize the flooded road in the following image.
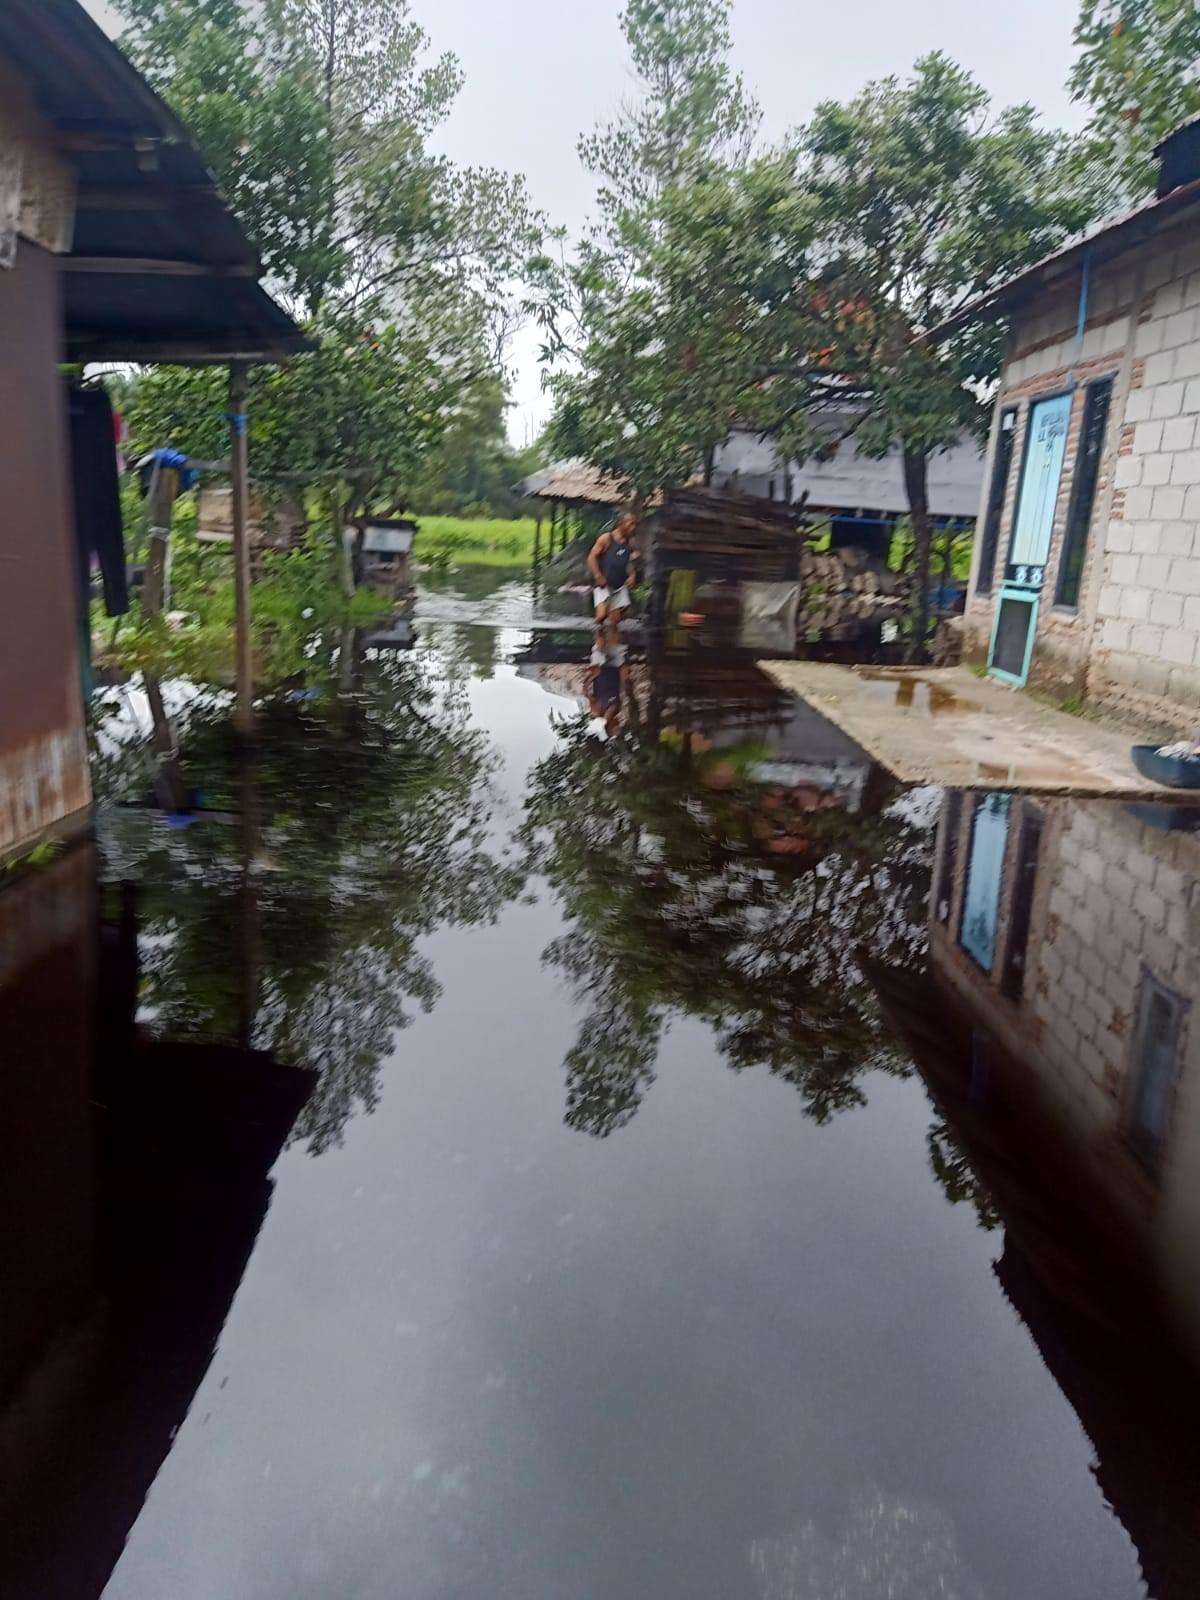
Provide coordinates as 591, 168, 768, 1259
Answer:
3, 613, 1200, 1599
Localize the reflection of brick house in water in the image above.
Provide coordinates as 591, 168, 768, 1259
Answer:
874, 792, 1200, 1599
930, 792, 1199, 1327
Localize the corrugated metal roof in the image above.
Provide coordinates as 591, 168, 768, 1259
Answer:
362, 525, 415, 555
922, 175, 1200, 344
0, 0, 308, 363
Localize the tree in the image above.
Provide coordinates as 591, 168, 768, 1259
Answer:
114, 0, 540, 532
785, 56, 1097, 655
115, 0, 534, 319
580, 0, 759, 226
530, 0, 765, 493
407, 378, 542, 518
1070, 0, 1200, 203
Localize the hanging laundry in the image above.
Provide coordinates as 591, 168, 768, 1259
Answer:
67, 383, 128, 617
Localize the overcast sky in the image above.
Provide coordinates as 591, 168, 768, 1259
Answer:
84, 0, 1085, 441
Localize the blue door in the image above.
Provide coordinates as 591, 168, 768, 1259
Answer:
1007, 392, 1071, 586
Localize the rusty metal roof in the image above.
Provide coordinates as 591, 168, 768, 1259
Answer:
516, 460, 629, 507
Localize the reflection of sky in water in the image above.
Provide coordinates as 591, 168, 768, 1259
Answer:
750, 1492, 984, 1600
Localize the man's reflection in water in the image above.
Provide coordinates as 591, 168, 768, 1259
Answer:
585, 630, 629, 739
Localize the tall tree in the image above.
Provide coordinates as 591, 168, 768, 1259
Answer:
785, 56, 1097, 655
530, 0, 763, 490
115, 0, 534, 319
1070, 0, 1200, 202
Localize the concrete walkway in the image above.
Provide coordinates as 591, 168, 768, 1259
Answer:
758, 663, 1195, 798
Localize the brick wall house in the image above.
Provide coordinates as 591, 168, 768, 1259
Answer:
928, 788, 1200, 1348
930, 119, 1200, 727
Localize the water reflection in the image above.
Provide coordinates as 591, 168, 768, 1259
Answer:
523, 639, 934, 1136
8, 619, 1200, 1599
93, 639, 521, 1152
0, 848, 313, 1598
875, 786, 1200, 1600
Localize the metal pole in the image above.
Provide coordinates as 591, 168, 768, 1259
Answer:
229, 362, 254, 737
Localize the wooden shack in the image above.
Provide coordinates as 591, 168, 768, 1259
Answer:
359, 518, 417, 598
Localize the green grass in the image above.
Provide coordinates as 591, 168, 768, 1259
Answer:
415, 515, 541, 570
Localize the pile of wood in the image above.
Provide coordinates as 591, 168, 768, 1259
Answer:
796, 544, 911, 642
653, 488, 800, 582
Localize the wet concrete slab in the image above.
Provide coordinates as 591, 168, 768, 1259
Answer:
759, 662, 1196, 797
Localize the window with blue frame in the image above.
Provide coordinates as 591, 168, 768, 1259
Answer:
1124, 971, 1189, 1179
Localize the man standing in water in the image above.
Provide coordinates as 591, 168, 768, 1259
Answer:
588, 511, 638, 640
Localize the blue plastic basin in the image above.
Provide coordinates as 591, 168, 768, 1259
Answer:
1131, 744, 1200, 789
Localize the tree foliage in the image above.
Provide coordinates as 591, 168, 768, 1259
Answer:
114, 0, 539, 518
115, 0, 534, 318
521, 685, 932, 1138
95, 637, 523, 1154
1070, 0, 1200, 202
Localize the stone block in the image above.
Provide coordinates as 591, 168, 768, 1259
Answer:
1134, 883, 1168, 929
1163, 522, 1197, 556
1131, 622, 1165, 656
1135, 419, 1165, 453
1170, 557, 1200, 594
1121, 485, 1154, 522
1131, 522, 1163, 555
1161, 626, 1198, 665
1151, 485, 1186, 519
1125, 389, 1153, 422
1149, 591, 1185, 626
1163, 415, 1198, 452
1110, 552, 1140, 586
1154, 382, 1188, 418
1171, 447, 1200, 485
1139, 554, 1171, 588
1114, 454, 1142, 488
1143, 453, 1173, 486
1183, 595, 1200, 627
1181, 378, 1200, 413
1106, 522, 1134, 554
1104, 861, 1137, 903
1100, 618, 1131, 650
1136, 317, 1166, 356
1156, 860, 1187, 900
1118, 586, 1151, 620
1175, 340, 1200, 379
1165, 308, 1198, 348
1144, 349, 1177, 388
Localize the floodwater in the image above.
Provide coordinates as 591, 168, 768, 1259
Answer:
4, 597, 1200, 1600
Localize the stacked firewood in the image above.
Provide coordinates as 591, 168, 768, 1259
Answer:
795, 545, 911, 642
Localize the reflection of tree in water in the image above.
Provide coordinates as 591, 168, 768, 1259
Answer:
926, 1118, 1002, 1232
97, 645, 522, 1152
522, 716, 933, 1137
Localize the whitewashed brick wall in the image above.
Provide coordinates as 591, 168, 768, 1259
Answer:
965, 221, 1200, 722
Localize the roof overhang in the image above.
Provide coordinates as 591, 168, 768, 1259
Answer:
0, 0, 310, 364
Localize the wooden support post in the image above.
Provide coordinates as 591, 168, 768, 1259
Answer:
533, 514, 542, 571
229, 363, 254, 737
142, 462, 179, 616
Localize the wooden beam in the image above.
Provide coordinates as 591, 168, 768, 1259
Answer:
141, 462, 179, 615
62, 256, 257, 276
229, 363, 254, 738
